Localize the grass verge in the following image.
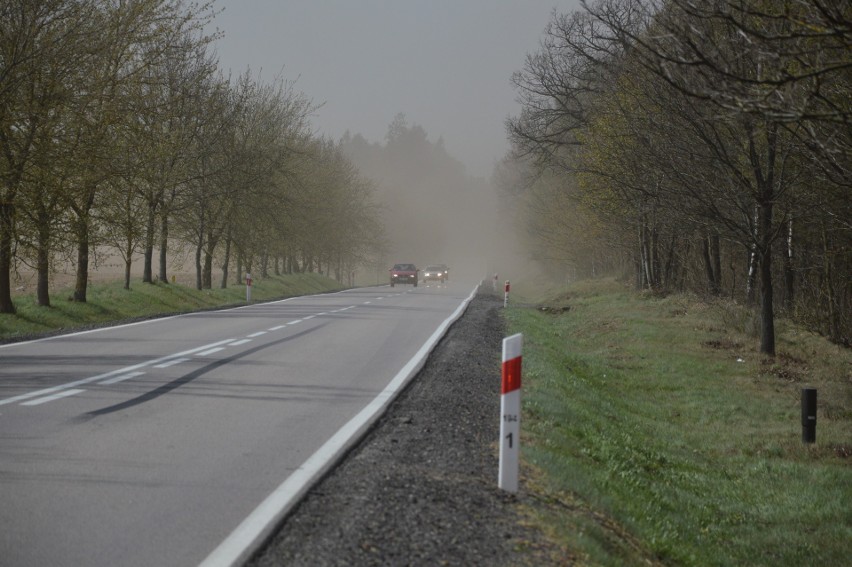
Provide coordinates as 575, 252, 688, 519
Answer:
505, 278, 851, 566
0, 273, 344, 342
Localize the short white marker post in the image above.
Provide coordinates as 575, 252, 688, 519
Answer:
499, 333, 523, 492
504, 280, 510, 308
246, 272, 252, 303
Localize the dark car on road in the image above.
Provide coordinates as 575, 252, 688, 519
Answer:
422, 265, 447, 283
390, 263, 418, 287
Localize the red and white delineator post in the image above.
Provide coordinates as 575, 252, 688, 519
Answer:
504, 280, 510, 308
245, 272, 252, 303
499, 333, 523, 492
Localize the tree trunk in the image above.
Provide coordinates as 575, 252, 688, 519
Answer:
783, 216, 794, 311
702, 236, 716, 295
711, 230, 721, 294
73, 224, 89, 303
663, 233, 677, 290
143, 200, 156, 284
821, 223, 840, 342
650, 224, 660, 289
194, 241, 202, 290
0, 202, 16, 313
746, 238, 758, 305
195, 209, 205, 290
220, 233, 231, 289
702, 231, 721, 296
124, 255, 132, 290
159, 211, 169, 284
640, 221, 652, 290
203, 251, 213, 289
758, 218, 775, 355
36, 219, 51, 307
751, 123, 777, 356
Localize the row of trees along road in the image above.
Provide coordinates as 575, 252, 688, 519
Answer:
0, 0, 384, 314
503, 0, 851, 354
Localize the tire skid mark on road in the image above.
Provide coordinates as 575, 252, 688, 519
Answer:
0, 338, 237, 408
83, 324, 326, 417
2, 293, 404, 410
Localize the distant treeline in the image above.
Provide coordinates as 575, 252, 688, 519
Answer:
501, 0, 851, 352
0, 1, 384, 313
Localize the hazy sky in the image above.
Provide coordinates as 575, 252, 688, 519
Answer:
210, 1, 582, 178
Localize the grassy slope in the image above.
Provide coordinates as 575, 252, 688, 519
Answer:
0, 273, 344, 342
505, 278, 851, 566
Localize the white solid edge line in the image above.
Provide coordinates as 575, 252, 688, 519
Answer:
198, 285, 479, 567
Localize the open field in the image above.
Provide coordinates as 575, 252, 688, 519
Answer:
505, 278, 851, 565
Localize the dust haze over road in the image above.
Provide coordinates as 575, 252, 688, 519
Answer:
211, 1, 582, 281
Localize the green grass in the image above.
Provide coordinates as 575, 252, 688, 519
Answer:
0, 273, 344, 341
506, 278, 851, 566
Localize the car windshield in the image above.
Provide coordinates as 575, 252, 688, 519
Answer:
426, 266, 442, 271
393, 264, 415, 271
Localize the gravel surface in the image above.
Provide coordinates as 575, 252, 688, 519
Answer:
247, 291, 560, 566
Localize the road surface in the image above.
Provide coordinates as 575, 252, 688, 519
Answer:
0, 280, 475, 567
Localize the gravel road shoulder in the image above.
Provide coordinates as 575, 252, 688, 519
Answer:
248, 291, 562, 566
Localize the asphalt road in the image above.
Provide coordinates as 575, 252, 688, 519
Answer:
0, 280, 476, 567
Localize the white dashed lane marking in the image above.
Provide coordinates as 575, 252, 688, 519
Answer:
154, 358, 190, 369
196, 347, 226, 356
99, 371, 146, 385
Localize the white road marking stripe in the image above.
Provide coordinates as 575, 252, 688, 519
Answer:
363, 301, 372, 305
154, 358, 191, 369
269, 325, 286, 331
303, 315, 315, 320
287, 320, 302, 325
317, 312, 327, 316
21, 389, 86, 406
0, 338, 236, 407
229, 339, 252, 346
99, 371, 146, 385
247, 332, 266, 338
196, 347, 225, 356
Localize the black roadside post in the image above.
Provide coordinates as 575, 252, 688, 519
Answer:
801, 388, 817, 444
